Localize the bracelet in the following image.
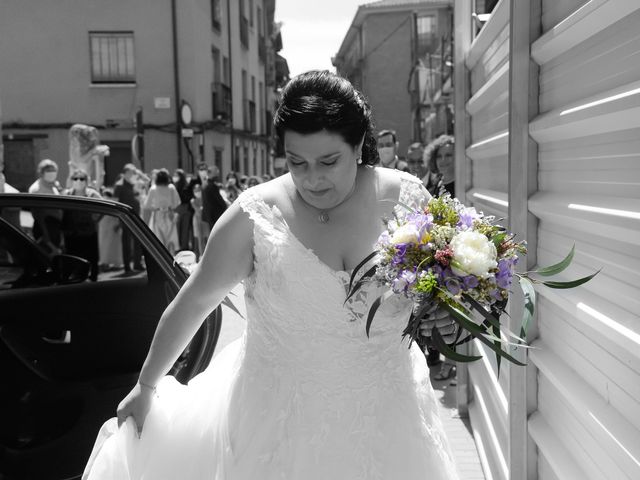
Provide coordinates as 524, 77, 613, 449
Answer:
138, 380, 157, 393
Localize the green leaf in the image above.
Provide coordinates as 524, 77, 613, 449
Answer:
365, 290, 394, 337
431, 327, 482, 363
441, 303, 526, 366
532, 245, 575, 277
461, 294, 526, 344
541, 269, 601, 289
347, 251, 378, 294
345, 264, 378, 303
519, 276, 536, 339
491, 232, 507, 248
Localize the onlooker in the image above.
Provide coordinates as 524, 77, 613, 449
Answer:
261, 173, 273, 182
62, 169, 102, 281
173, 168, 193, 251
113, 164, 144, 272
0, 147, 20, 229
423, 134, 455, 196
407, 142, 427, 178
98, 189, 123, 271
28, 159, 63, 254
143, 168, 180, 255
201, 166, 228, 230
223, 171, 242, 204
190, 183, 209, 258
376, 129, 409, 172
247, 175, 263, 188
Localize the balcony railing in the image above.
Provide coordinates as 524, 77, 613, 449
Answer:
212, 82, 232, 122
243, 99, 256, 132
258, 35, 266, 62
240, 16, 249, 49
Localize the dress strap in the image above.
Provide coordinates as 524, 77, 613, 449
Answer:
396, 171, 432, 215
237, 189, 288, 237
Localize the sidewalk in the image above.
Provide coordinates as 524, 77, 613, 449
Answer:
217, 284, 485, 479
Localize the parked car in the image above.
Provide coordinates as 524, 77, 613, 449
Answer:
0, 193, 222, 480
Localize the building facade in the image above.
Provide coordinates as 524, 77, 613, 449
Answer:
332, 0, 453, 156
0, 0, 288, 190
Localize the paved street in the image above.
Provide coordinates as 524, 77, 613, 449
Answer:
216, 283, 485, 479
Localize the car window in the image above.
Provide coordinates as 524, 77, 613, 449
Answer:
0, 205, 149, 291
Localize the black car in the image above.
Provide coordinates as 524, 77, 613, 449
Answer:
0, 193, 222, 480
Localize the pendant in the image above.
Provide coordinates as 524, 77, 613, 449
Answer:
318, 211, 330, 223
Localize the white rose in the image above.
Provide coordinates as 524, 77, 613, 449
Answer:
391, 224, 419, 245
450, 230, 497, 278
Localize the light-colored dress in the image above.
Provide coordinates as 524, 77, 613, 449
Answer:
83, 171, 459, 480
144, 184, 181, 255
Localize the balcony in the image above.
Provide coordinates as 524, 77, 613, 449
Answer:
211, 82, 232, 122
258, 35, 266, 62
243, 99, 256, 132
240, 16, 249, 49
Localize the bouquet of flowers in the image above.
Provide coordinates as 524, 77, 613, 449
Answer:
346, 193, 599, 370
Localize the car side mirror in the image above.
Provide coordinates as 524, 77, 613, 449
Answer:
174, 250, 197, 275
51, 254, 91, 284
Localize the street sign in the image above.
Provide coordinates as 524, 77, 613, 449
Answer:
181, 128, 194, 138
154, 97, 171, 109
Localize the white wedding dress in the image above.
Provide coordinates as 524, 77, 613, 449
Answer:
83, 172, 459, 480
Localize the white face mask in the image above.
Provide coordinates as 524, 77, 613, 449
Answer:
194, 191, 202, 199
377, 147, 395, 165
43, 171, 58, 182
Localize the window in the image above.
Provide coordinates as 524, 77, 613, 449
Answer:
214, 148, 223, 177
249, 0, 254, 27
243, 146, 249, 174
239, 0, 249, 48
416, 15, 437, 57
258, 81, 264, 134
211, 0, 221, 30
257, 6, 263, 36
222, 56, 230, 85
89, 32, 135, 84
212, 47, 220, 83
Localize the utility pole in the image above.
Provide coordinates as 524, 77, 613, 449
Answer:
171, 0, 183, 169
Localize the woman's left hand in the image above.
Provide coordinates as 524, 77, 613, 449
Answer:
419, 303, 458, 344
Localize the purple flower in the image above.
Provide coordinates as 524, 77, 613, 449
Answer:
444, 277, 461, 295
392, 243, 409, 266
457, 206, 480, 230
462, 275, 479, 290
392, 269, 417, 293
496, 258, 515, 289
407, 212, 434, 238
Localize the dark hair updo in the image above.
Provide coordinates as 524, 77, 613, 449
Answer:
274, 70, 379, 166
155, 168, 171, 186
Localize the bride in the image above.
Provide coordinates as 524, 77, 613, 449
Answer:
83, 70, 460, 479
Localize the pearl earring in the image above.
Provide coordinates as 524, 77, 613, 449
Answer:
357, 157, 362, 165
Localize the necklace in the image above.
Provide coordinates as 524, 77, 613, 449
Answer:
296, 182, 357, 224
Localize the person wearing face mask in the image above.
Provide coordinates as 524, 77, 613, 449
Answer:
376, 129, 409, 172
63, 169, 102, 281
28, 159, 64, 254
0, 146, 20, 230
113, 164, 145, 272
222, 171, 242, 205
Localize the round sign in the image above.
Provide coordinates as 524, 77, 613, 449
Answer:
180, 101, 193, 126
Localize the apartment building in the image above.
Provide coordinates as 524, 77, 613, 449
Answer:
332, 0, 453, 156
0, 0, 288, 190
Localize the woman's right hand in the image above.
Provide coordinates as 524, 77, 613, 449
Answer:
116, 383, 156, 437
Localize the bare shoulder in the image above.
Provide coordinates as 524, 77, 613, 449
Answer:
244, 174, 291, 207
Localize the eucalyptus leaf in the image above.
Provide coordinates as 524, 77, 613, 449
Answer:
531, 245, 574, 277
461, 294, 526, 343
365, 290, 394, 337
542, 269, 600, 289
491, 232, 507, 248
519, 276, 536, 338
347, 251, 378, 294
431, 327, 482, 363
345, 264, 378, 303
